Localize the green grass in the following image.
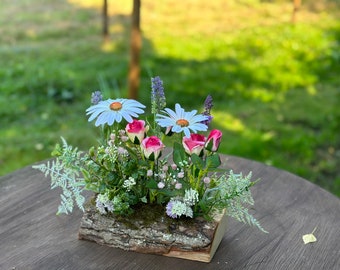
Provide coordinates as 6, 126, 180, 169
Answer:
1, 0, 339, 196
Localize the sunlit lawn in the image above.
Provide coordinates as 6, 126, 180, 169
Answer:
0, 0, 339, 196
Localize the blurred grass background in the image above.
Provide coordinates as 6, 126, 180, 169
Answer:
0, 0, 339, 196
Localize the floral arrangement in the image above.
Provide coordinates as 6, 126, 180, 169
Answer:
33, 76, 266, 232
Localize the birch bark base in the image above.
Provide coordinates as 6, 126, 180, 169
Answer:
78, 203, 227, 262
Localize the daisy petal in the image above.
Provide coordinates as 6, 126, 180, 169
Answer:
86, 98, 145, 126
172, 125, 182, 133
95, 111, 111, 126
183, 128, 191, 138
156, 103, 208, 137
120, 111, 133, 123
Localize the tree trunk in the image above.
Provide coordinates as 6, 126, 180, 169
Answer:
103, 0, 109, 40
128, 0, 141, 100
291, 0, 301, 24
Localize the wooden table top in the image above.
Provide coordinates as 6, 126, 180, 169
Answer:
1, 155, 339, 270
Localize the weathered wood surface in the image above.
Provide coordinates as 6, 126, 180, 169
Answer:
78, 202, 227, 262
1, 155, 340, 269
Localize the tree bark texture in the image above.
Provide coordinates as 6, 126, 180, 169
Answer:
128, 0, 141, 100
291, 0, 302, 23
102, 0, 109, 40
78, 202, 227, 262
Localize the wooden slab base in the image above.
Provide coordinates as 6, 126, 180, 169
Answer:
78, 202, 227, 262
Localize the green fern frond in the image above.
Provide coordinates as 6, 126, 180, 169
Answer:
203, 170, 267, 232
227, 197, 267, 233
32, 138, 86, 215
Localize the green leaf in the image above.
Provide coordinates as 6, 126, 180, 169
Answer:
173, 142, 186, 166
157, 188, 181, 198
85, 183, 98, 191
191, 153, 204, 169
51, 143, 62, 157
80, 168, 90, 180
146, 179, 158, 189
206, 154, 221, 169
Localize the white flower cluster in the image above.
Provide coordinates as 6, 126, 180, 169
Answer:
166, 199, 193, 218
166, 188, 199, 219
96, 193, 114, 214
183, 188, 199, 206
103, 144, 118, 163
123, 177, 136, 191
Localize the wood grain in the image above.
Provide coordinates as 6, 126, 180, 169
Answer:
1, 155, 339, 269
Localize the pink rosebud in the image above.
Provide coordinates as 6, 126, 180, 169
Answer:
171, 163, 177, 170
182, 133, 206, 156
141, 136, 165, 160
125, 119, 149, 144
205, 129, 222, 152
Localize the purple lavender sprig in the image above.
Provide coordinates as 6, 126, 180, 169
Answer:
151, 76, 166, 114
201, 94, 213, 126
91, 91, 103, 105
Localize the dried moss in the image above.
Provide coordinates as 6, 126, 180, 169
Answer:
118, 203, 207, 231
86, 196, 212, 231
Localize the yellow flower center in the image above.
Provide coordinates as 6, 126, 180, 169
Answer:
110, 102, 122, 111
176, 119, 189, 127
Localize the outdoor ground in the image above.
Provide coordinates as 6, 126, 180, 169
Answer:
0, 0, 339, 196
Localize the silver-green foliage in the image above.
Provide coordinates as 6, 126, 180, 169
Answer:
32, 137, 86, 215
204, 170, 267, 233
32, 138, 267, 232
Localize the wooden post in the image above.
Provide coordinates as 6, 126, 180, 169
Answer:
103, 0, 109, 40
128, 0, 141, 100
291, 0, 301, 24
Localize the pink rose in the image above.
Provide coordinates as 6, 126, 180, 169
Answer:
141, 136, 165, 160
125, 119, 148, 144
205, 129, 222, 152
182, 134, 206, 156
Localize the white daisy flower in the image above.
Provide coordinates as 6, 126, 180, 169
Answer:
86, 98, 146, 126
156, 103, 208, 137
